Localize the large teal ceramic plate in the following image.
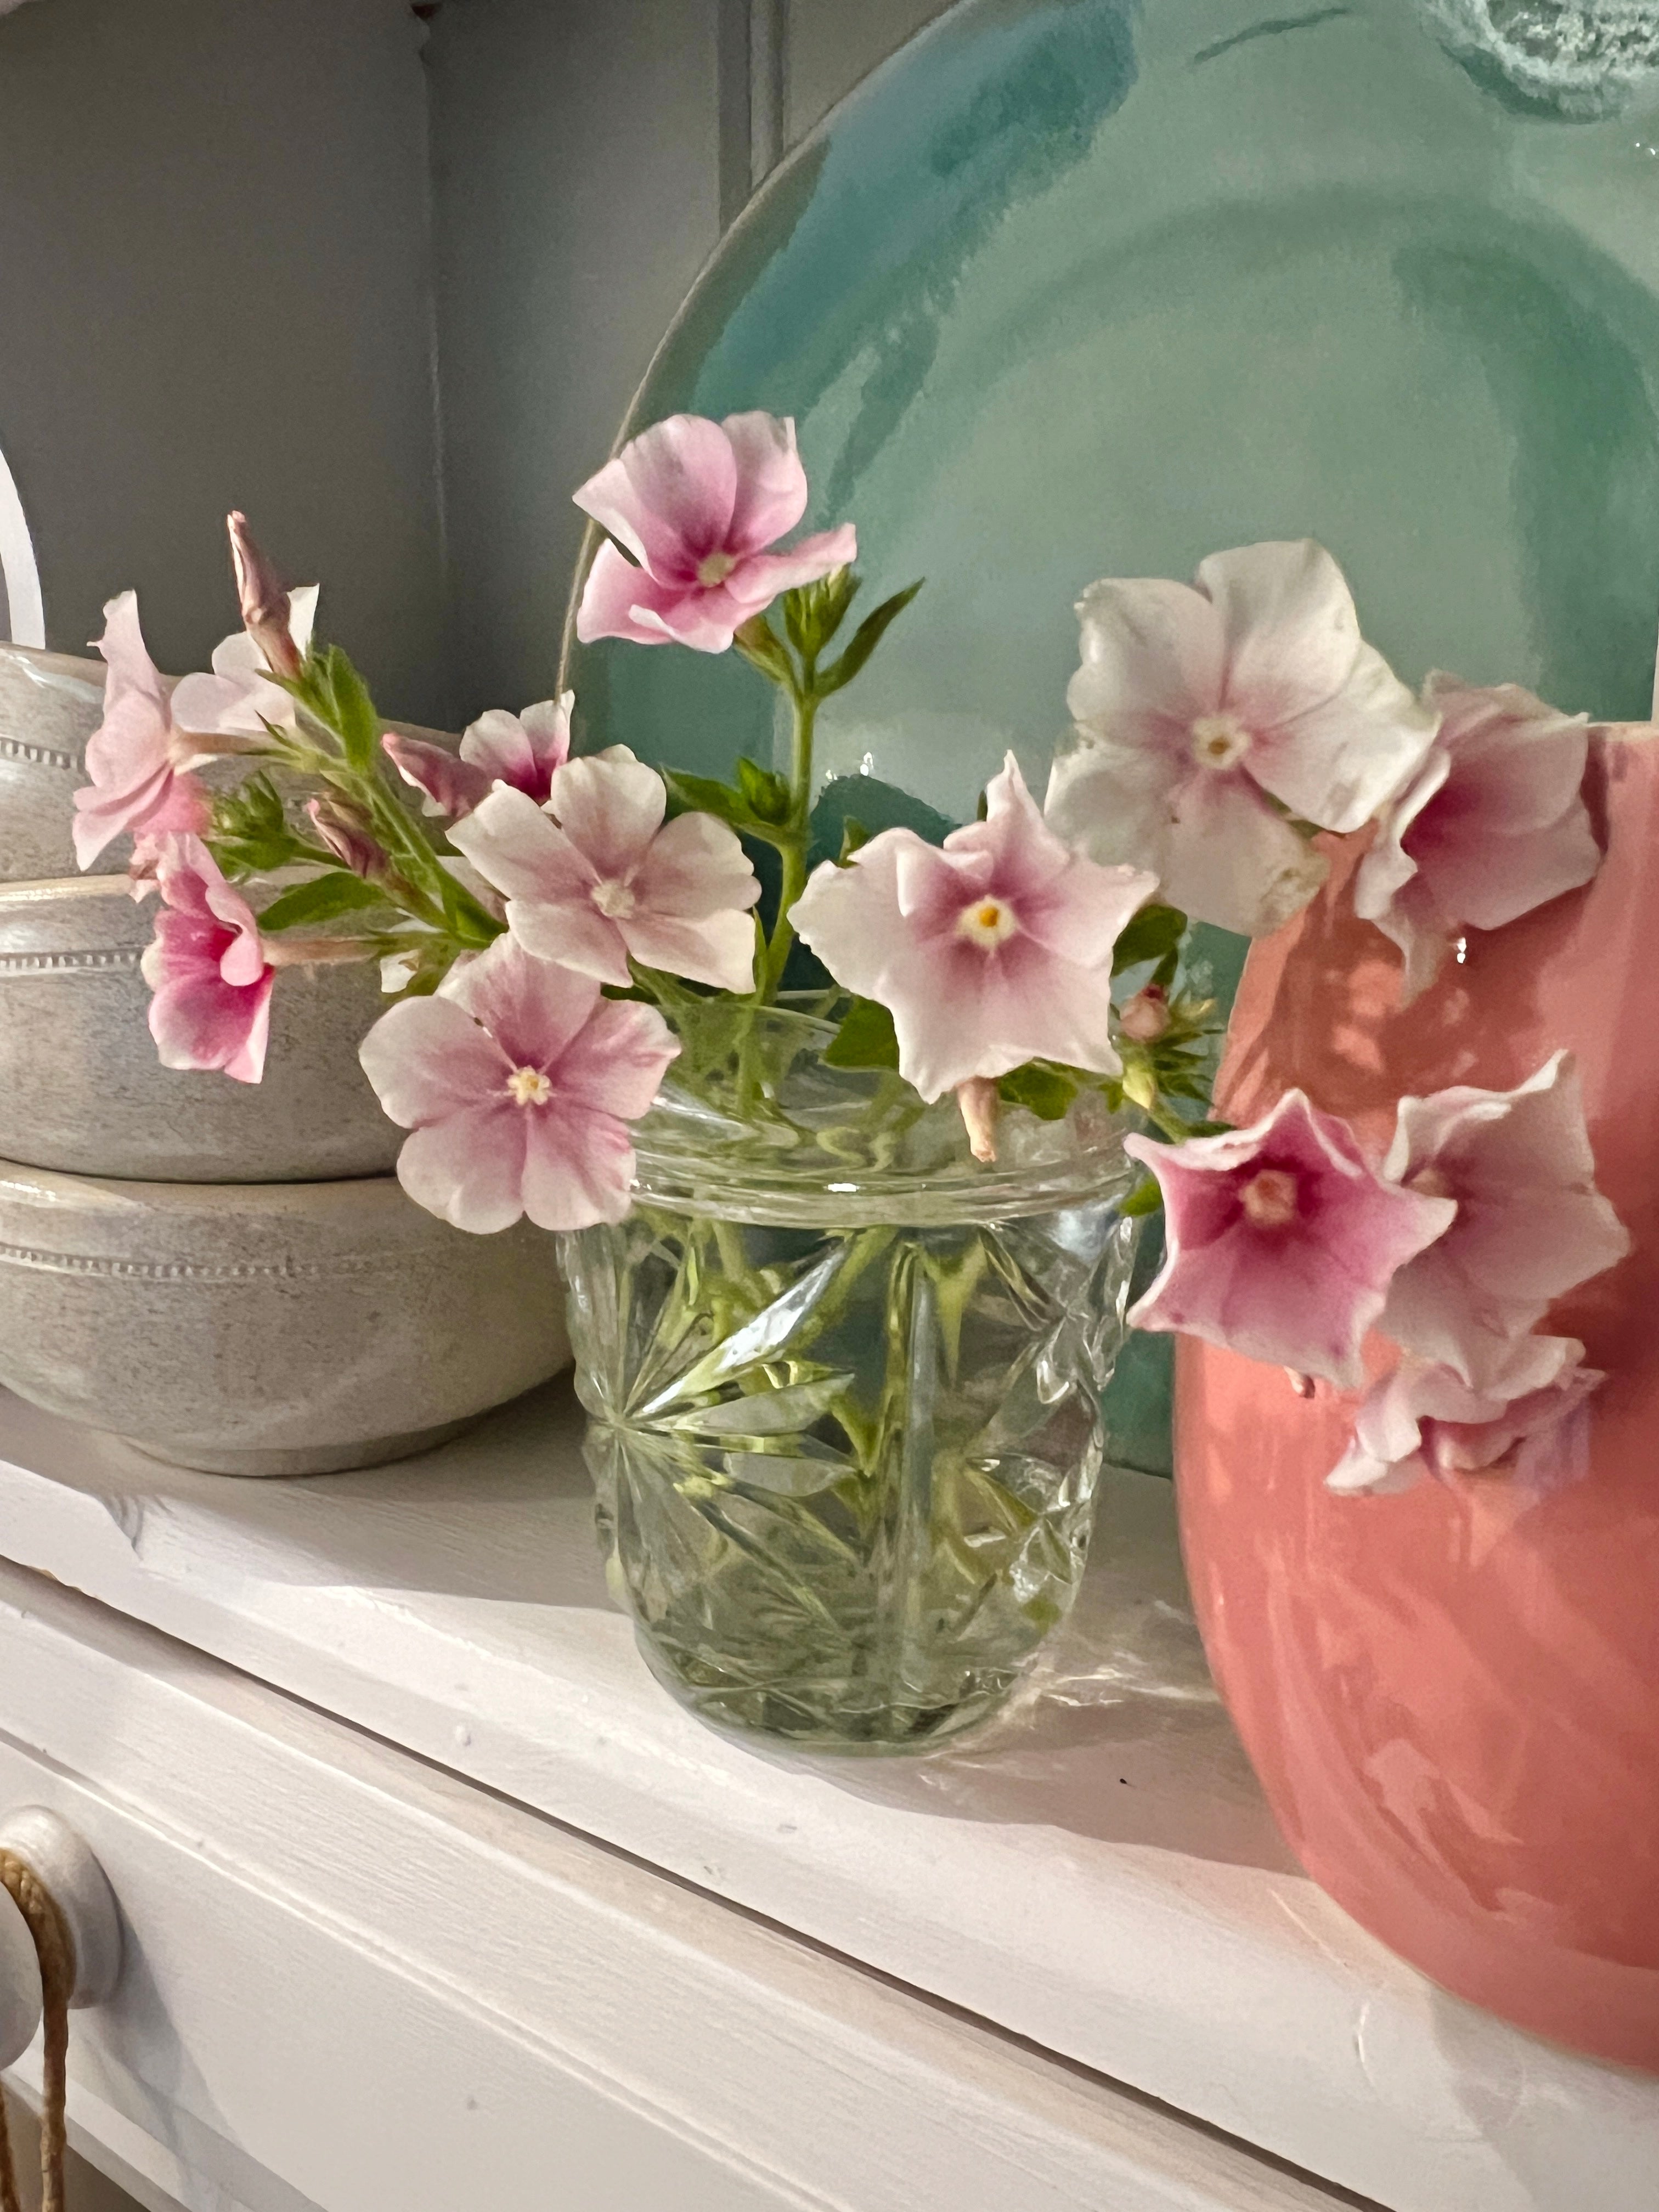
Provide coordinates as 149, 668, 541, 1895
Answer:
565, 0, 1659, 1469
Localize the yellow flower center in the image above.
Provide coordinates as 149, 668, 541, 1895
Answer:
956, 896, 1020, 948
696, 550, 739, 588
1240, 1167, 1299, 1228
590, 877, 637, 919
506, 1066, 553, 1108
1190, 712, 1252, 771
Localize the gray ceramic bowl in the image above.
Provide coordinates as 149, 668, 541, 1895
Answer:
0, 644, 117, 881
0, 1158, 571, 1475
0, 876, 406, 1180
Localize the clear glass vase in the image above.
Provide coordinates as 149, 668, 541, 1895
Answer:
558, 1004, 1144, 1752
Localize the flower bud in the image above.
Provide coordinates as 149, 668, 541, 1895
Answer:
1118, 983, 1170, 1043
307, 795, 391, 884
956, 1076, 1000, 1164
228, 510, 303, 679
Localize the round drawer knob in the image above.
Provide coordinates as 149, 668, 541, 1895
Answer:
0, 1808, 121, 2070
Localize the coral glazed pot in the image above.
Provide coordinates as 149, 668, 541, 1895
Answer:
1174, 736, 1659, 2070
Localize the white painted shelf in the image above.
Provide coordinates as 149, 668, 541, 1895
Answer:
1, 1382, 1654, 2212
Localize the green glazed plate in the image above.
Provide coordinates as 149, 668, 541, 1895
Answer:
565, 0, 1659, 1470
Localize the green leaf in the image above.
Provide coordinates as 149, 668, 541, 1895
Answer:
664, 766, 794, 848
781, 567, 860, 666
735, 755, 793, 826
733, 615, 794, 686
1120, 1176, 1164, 1218
318, 647, 382, 774
663, 768, 744, 822
816, 578, 924, 695
1111, 901, 1187, 974
822, 997, 900, 1070
836, 816, 869, 865
257, 870, 388, 933
997, 1061, 1078, 1121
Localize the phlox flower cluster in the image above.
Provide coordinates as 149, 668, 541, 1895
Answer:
69, 402, 1629, 1502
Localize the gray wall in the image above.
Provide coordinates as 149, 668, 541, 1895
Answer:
0, 0, 451, 723
0, 0, 954, 724
422, 0, 952, 720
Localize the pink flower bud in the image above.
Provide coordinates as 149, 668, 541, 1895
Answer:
228, 511, 303, 680
307, 795, 391, 884
1118, 983, 1170, 1042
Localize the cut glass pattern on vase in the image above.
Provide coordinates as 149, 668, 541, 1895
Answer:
559, 1012, 1143, 1750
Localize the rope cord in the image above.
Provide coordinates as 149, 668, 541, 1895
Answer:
0, 1849, 73, 2212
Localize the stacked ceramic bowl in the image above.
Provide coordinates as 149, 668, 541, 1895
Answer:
0, 640, 568, 1474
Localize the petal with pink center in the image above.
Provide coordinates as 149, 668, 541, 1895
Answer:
1159, 769, 1330, 938
573, 414, 738, 579
620, 588, 752, 654
358, 992, 515, 1128
949, 755, 1155, 966
721, 412, 810, 554
721, 526, 860, 610
395, 1102, 532, 1234
1126, 1091, 1456, 1386
148, 958, 274, 1085
1198, 540, 1437, 831
791, 835, 909, 1005
460, 695, 572, 800
632, 809, 761, 921
449, 783, 599, 906
573, 541, 687, 647
552, 998, 681, 1122
546, 748, 667, 879
1379, 1053, 1630, 1386
520, 1108, 637, 1231
622, 907, 760, 993
441, 934, 606, 1072
1066, 575, 1224, 736
91, 592, 170, 725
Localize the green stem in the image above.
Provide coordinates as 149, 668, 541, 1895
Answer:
757, 683, 817, 1006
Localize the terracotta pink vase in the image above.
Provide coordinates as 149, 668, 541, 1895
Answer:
1173, 736, 1659, 2071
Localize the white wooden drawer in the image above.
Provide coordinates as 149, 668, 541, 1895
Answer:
0, 1560, 1352, 2212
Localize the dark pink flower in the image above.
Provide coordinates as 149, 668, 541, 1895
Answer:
1327, 1339, 1603, 1497
1355, 675, 1600, 1000
140, 834, 274, 1085
358, 935, 680, 1233
383, 694, 573, 821
573, 413, 856, 653
1125, 1091, 1457, 1387
791, 755, 1158, 1102
72, 594, 212, 869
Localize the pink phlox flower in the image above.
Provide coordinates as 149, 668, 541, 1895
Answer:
1327, 1338, 1603, 1497
139, 833, 274, 1085
573, 411, 857, 653
1045, 540, 1439, 936
1379, 1052, 1630, 1390
1354, 675, 1600, 1000
1125, 1090, 1457, 1388
72, 593, 213, 870
170, 585, 319, 740
447, 744, 761, 992
384, 693, 572, 820
789, 754, 1158, 1103
357, 934, 679, 1233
